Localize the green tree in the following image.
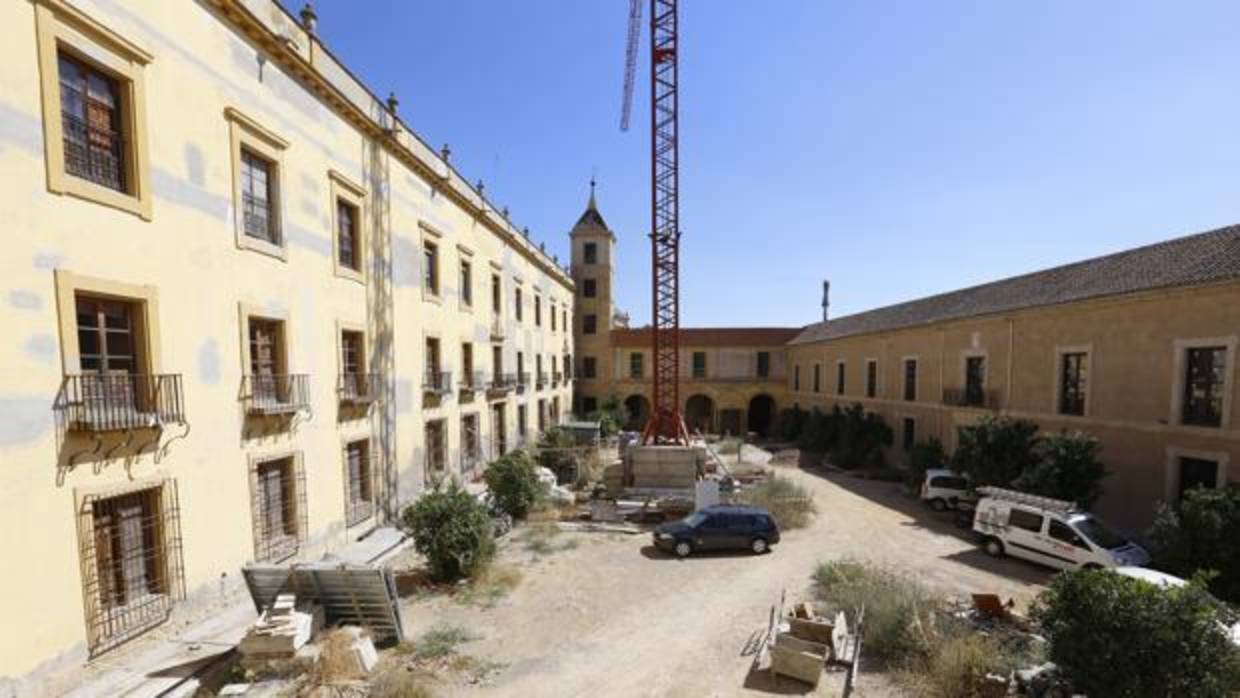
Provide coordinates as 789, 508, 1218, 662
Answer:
1148, 485, 1240, 602
1012, 430, 1107, 508
1031, 568, 1240, 698
951, 416, 1039, 488
830, 403, 893, 469
399, 484, 494, 582
588, 393, 627, 438
483, 449, 545, 519
905, 436, 948, 489
772, 405, 808, 442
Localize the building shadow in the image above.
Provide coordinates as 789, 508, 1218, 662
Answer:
939, 548, 1054, 587
638, 545, 768, 561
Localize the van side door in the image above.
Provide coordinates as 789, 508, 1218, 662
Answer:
1004, 507, 1056, 567
1046, 519, 1095, 568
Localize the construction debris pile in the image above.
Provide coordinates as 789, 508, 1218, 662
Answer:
750, 594, 862, 693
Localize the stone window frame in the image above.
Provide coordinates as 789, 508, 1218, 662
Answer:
226, 107, 290, 260
329, 170, 367, 284
54, 269, 163, 378
812, 363, 821, 393
959, 348, 989, 402
246, 449, 308, 563
34, 0, 154, 220
340, 432, 377, 528
335, 318, 369, 384
1169, 336, 1237, 430
456, 244, 474, 312
1052, 344, 1093, 418
1163, 446, 1230, 503
899, 413, 918, 452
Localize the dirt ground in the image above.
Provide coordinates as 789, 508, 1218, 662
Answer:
395, 455, 1051, 698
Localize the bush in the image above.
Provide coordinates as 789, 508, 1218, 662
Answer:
813, 559, 939, 661
400, 484, 495, 583
771, 406, 808, 442
830, 404, 893, 470
586, 393, 627, 438
905, 436, 947, 489
737, 474, 816, 529
1031, 568, 1240, 698
483, 450, 545, 519
1013, 430, 1107, 508
1148, 485, 1240, 602
952, 416, 1040, 488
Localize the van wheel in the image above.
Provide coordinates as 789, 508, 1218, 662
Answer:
929, 498, 947, 512
984, 537, 1005, 558
750, 537, 769, 555
674, 540, 692, 558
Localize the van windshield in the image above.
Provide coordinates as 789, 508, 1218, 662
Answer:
684, 512, 708, 527
1072, 516, 1126, 550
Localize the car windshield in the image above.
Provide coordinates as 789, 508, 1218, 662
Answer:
683, 511, 708, 527
1072, 516, 1127, 550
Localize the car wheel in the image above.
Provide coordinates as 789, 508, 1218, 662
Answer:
930, 498, 947, 512
1082, 562, 1103, 571
674, 540, 692, 558
984, 537, 1005, 558
750, 537, 769, 555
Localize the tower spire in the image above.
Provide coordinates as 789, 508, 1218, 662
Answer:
588, 175, 598, 211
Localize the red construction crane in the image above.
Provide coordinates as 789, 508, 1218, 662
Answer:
622, 0, 689, 445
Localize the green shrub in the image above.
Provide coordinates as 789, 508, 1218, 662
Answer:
737, 474, 816, 529
829, 404, 892, 469
772, 406, 808, 442
1148, 485, 1240, 602
905, 437, 948, 489
952, 416, 1040, 488
483, 450, 545, 519
1012, 430, 1107, 508
587, 393, 627, 438
812, 559, 939, 662
411, 624, 476, 660
1031, 568, 1240, 698
400, 484, 495, 583
796, 407, 838, 452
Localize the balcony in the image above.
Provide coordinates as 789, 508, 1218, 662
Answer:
338, 372, 380, 405
942, 387, 1001, 410
536, 372, 548, 390
488, 373, 516, 396
423, 370, 453, 395
551, 372, 562, 389
459, 371, 486, 394
516, 372, 531, 393
490, 317, 505, 341
242, 374, 311, 415
56, 373, 185, 431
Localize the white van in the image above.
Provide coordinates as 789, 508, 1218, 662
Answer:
920, 468, 969, 511
972, 487, 1149, 571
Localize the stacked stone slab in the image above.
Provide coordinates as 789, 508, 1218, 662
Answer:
626, 445, 704, 489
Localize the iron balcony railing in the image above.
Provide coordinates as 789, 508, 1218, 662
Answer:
56, 374, 185, 431
459, 371, 486, 392
489, 372, 516, 393
942, 387, 1001, 410
516, 372, 531, 393
241, 191, 278, 244
490, 317, 505, 340
423, 371, 452, 395
242, 374, 311, 415
536, 372, 548, 390
338, 373, 380, 404
61, 113, 125, 192
552, 372, 562, 388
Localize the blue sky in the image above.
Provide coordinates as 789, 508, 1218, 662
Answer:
294, 1, 1240, 327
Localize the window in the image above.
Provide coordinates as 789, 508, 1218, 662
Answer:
36, 1, 154, 220
1047, 520, 1088, 549
866, 360, 877, 398
794, 365, 800, 391
536, 355, 544, 382
965, 356, 986, 406
813, 364, 820, 393
1178, 457, 1220, 500
343, 439, 374, 526
757, 352, 770, 378
336, 199, 359, 272
535, 295, 542, 326
423, 241, 439, 295
240, 150, 277, 245
492, 403, 507, 455
583, 356, 597, 379
1059, 352, 1088, 416
630, 352, 644, 379
250, 455, 305, 562
692, 352, 707, 379
562, 308, 567, 331
902, 417, 915, 451
425, 419, 446, 472
1182, 346, 1227, 427
583, 279, 597, 297
76, 296, 138, 377
904, 359, 917, 401
1007, 509, 1043, 533
227, 108, 288, 257
340, 329, 369, 400
492, 345, 503, 380
517, 404, 528, 442
537, 399, 547, 431
517, 351, 525, 381
515, 287, 523, 321
77, 481, 183, 656
459, 259, 472, 306
248, 317, 287, 408
59, 53, 125, 193
425, 338, 442, 388
584, 242, 598, 264
461, 342, 474, 387
584, 314, 597, 334
491, 274, 502, 314
461, 414, 480, 470
583, 396, 598, 414
836, 362, 846, 395
550, 302, 557, 331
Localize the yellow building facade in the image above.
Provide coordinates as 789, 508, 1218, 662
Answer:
0, 0, 573, 679
786, 227, 1240, 534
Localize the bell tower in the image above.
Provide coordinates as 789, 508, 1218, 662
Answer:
570, 179, 617, 416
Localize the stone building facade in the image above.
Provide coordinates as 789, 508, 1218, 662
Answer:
0, 0, 572, 680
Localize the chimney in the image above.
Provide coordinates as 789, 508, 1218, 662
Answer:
821, 280, 830, 322
299, 3, 318, 35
